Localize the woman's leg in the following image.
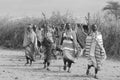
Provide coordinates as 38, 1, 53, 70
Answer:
86, 56, 95, 75
94, 68, 99, 79
25, 56, 29, 66
46, 61, 50, 71
63, 58, 67, 70
94, 59, 101, 79
86, 64, 94, 75
67, 60, 72, 73
43, 59, 47, 69
30, 59, 33, 66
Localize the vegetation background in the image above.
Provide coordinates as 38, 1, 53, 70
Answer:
0, 1, 120, 60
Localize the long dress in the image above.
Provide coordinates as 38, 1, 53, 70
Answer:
85, 31, 107, 70
42, 31, 55, 62
23, 29, 38, 60
62, 31, 77, 62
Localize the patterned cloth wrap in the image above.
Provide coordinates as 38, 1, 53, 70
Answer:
62, 32, 77, 63
42, 31, 56, 61
85, 31, 107, 70
23, 29, 38, 60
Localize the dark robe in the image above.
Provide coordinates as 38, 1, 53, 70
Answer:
76, 27, 87, 49
42, 37, 54, 61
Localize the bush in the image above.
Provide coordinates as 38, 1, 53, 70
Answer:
0, 12, 120, 60
0, 17, 41, 49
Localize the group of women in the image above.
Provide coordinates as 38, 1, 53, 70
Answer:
23, 22, 107, 79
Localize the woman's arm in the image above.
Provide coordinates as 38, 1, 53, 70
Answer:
72, 31, 78, 49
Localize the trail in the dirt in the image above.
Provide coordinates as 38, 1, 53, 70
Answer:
0, 48, 120, 80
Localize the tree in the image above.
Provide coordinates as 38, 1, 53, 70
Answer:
102, 1, 120, 58
103, 1, 120, 21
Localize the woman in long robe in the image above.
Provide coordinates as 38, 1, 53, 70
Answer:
85, 24, 107, 79
42, 26, 56, 70
23, 24, 38, 66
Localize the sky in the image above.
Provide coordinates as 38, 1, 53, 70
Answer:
0, 0, 120, 20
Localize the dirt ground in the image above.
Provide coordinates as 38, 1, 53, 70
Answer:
0, 48, 120, 80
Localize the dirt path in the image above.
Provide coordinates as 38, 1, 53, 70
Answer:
0, 48, 120, 80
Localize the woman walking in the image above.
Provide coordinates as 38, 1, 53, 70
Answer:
60, 23, 78, 72
42, 24, 56, 71
85, 24, 107, 79
23, 24, 38, 66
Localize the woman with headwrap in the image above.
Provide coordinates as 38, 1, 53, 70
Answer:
23, 24, 38, 66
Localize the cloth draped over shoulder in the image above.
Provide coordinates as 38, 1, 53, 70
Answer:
23, 28, 38, 60
41, 29, 57, 61
36, 29, 44, 43
76, 27, 87, 49
46, 31, 54, 43
62, 30, 78, 62
85, 31, 107, 69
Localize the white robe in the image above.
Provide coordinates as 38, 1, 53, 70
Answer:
23, 29, 38, 59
